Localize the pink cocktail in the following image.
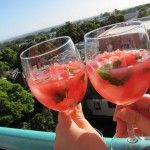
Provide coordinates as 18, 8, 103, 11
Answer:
87, 49, 150, 105
20, 36, 87, 112
29, 61, 87, 111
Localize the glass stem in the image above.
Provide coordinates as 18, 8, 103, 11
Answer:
127, 123, 138, 143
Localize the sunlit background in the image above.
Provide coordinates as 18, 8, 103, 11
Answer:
0, 0, 150, 41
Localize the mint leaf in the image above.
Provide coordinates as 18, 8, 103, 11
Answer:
96, 66, 132, 86
96, 68, 111, 80
135, 55, 142, 60
122, 68, 132, 82
112, 60, 122, 68
101, 64, 112, 70
54, 89, 68, 103
143, 68, 150, 73
108, 77, 124, 86
97, 68, 124, 86
100, 60, 122, 71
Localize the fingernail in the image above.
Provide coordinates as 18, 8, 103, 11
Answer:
76, 103, 82, 109
116, 110, 122, 118
116, 108, 127, 118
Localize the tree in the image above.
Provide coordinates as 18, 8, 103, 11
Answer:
55, 20, 101, 43
0, 79, 34, 126
107, 9, 124, 24
22, 108, 56, 131
0, 61, 10, 78
56, 21, 84, 43
138, 8, 150, 18
0, 48, 17, 67
80, 20, 101, 34
115, 14, 124, 22
113, 9, 121, 15
100, 12, 110, 17
30, 108, 56, 131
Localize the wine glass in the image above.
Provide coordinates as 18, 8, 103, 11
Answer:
20, 36, 87, 112
84, 21, 150, 149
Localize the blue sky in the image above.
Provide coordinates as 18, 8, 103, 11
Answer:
0, 0, 149, 41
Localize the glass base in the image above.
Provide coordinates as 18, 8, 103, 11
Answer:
138, 136, 150, 140
111, 136, 150, 150
111, 136, 141, 150
127, 137, 138, 143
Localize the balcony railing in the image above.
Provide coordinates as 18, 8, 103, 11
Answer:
0, 127, 150, 150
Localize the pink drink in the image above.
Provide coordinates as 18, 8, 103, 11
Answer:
87, 49, 150, 105
28, 61, 87, 111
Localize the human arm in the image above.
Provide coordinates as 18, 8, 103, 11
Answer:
54, 104, 108, 150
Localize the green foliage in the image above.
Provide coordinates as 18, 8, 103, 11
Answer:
138, 8, 150, 18
35, 32, 49, 43
0, 79, 34, 126
0, 47, 17, 67
56, 21, 84, 43
107, 9, 124, 24
56, 20, 101, 43
0, 61, 10, 78
122, 3, 150, 14
100, 12, 110, 17
22, 108, 56, 131
30, 108, 56, 131
80, 20, 101, 35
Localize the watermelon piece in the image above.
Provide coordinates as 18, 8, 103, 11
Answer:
96, 49, 142, 86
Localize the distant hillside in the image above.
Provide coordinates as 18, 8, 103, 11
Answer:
1, 3, 149, 43
122, 3, 150, 14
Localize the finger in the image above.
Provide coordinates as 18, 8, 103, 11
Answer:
113, 105, 124, 121
55, 112, 85, 150
116, 108, 150, 135
115, 119, 128, 138
134, 94, 150, 113
71, 103, 85, 120
56, 112, 84, 136
57, 112, 72, 128
71, 104, 95, 131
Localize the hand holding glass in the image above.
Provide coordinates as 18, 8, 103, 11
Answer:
84, 21, 150, 149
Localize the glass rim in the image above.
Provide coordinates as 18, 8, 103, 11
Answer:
84, 20, 144, 40
20, 36, 71, 60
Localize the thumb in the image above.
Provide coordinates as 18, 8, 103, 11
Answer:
71, 104, 94, 131
58, 112, 72, 128
115, 119, 128, 138
116, 108, 150, 135
57, 112, 86, 140
57, 112, 81, 134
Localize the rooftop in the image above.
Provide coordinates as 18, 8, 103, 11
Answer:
138, 16, 150, 30
99, 24, 144, 39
